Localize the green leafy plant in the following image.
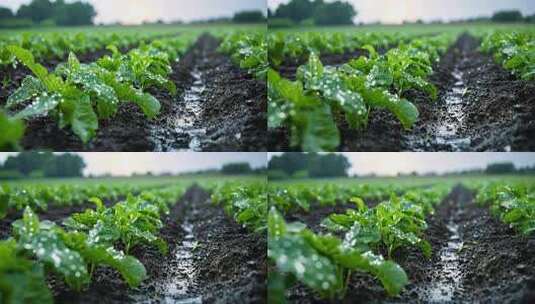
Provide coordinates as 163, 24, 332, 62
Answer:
211, 181, 267, 232
268, 207, 408, 302
0, 239, 53, 304
64, 193, 172, 255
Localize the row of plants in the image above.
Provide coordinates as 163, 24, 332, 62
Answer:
473, 182, 535, 235
218, 31, 268, 81
268, 33, 455, 151
480, 31, 535, 81
268, 182, 419, 214
268, 31, 421, 67
0, 185, 185, 304
210, 181, 267, 233
2, 33, 197, 144
0, 181, 176, 219
0, 31, 169, 67
268, 185, 450, 303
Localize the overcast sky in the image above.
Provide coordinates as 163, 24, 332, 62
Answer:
0, 152, 267, 176
268, 153, 535, 176
269, 0, 535, 24
2, 0, 266, 24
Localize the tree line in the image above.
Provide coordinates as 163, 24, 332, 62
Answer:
0, 0, 96, 28
268, 153, 351, 180
269, 0, 357, 27
0, 152, 86, 179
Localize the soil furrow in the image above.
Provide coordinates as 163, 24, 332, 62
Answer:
405, 33, 535, 151
150, 34, 267, 152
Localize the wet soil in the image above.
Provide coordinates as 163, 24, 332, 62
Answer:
52, 185, 266, 304
150, 34, 266, 152
283, 185, 535, 303
2, 34, 266, 151
269, 33, 535, 152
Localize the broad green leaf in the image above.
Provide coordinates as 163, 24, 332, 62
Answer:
6, 76, 45, 108
269, 235, 338, 293
374, 258, 408, 296
299, 104, 340, 152
70, 95, 98, 143
12, 208, 90, 291
14, 93, 61, 120
0, 112, 24, 151
0, 240, 53, 304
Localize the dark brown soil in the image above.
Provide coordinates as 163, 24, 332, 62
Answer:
281, 185, 535, 303
268, 33, 535, 152
2, 34, 266, 152
151, 34, 267, 151
51, 185, 266, 304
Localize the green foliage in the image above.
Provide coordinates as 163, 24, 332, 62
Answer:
0, 111, 24, 151
12, 207, 91, 291
268, 33, 454, 151
475, 182, 535, 235
268, 207, 408, 301
0, 239, 53, 304
219, 31, 268, 80
63, 193, 171, 255
211, 182, 267, 232
480, 31, 535, 80
322, 191, 440, 258
4, 34, 194, 143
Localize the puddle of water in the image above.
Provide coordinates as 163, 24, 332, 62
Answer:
434, 65, 471, 151
151, 68, 208, 151
161, 219, 202, 304
129, 218, 203, 304
424, 207, 464, 303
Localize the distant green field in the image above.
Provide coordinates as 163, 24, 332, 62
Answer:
270, 174, 535, 187
270, 22, 535, 35
0, 23, 266, 37
1, 174, 266, 187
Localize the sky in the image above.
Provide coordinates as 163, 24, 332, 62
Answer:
268, 153, 535, 176
2, 0, 266, 25
0, 152, 267, 176
268, 0, 535, 24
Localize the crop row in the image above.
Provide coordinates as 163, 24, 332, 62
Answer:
268, 182, 424, 214
2, 33, 197, 144
268, 184, 450, 302
211, 181, 268, 232
219, 31, 268, 80
0, 181, 178, 219
0, 185, 185, 303
268, 33, 455, 151
472, 181, 535, 235
480, 31, 535, 81
268, 31, 422, 67
0, 31, 167, 67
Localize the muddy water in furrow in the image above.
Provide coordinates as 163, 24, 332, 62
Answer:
150, 36, 211, 152
160, 217, 202, 304
423, 199, 464, 302
405, 34, 478, 152
433, 65, 471, 151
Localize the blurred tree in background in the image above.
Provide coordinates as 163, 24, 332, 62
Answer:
0, 0, 96, 28
271, 0, 357, 26
233, 10, 265, 23
268, 153, 351, 179
0, 152, 86, 178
